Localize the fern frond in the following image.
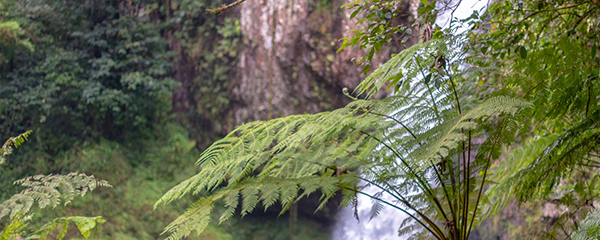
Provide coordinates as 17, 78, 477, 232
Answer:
355, 38, 460, 99
156, 94, 532, 239
484, 133, 560, 215
0, 130, 32, 165
410, 96, 531, 170
507, 110, 600, 202
571, 209, 600, 240
162, 196, 215, 240
160, 174, 358, 240
483, 109, 600, 227
354, 40, 440, 98
0, 214, 30, 239
368, 198, 385, 221
0, 173, 111, 220
155, 105, 386, 206
29, 216, 106, 240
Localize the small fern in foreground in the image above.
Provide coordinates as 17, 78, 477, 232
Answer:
0, 173, 112, 221
0, 133, 111, 240
0, 173, 111, 240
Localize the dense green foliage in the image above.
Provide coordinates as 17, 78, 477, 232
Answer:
475, 0, 600, 238
0, 174, 109, 240
0, 134, 109, 240
0, 0, 243, 149
0, 0, 174, 151
160, 0, 600, 239
0, 20, 34, 64
0, 0, 243, 238
1, 0, 599, 239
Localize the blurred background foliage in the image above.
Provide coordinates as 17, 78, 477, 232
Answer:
0, 0, 285, 238
0, 0, 336, 238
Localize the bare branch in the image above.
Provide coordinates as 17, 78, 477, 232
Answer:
206, 0, 247, 14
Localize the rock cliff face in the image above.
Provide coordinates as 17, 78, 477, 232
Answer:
170, 0, 418, 147
231, 0, 418, 125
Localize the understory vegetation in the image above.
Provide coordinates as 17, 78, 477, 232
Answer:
1, 0, 600, 239
159, 0, 600, 239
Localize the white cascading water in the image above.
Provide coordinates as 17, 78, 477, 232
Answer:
331, 183, 410, 240
331, 1, 488, 239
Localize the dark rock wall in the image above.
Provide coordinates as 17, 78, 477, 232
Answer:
232, 0, 418, 125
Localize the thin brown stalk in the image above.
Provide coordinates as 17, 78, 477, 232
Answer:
206, 0, 247, 14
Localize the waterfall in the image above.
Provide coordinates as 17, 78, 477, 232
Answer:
331, 184, 409, 240
330, 1, 488, 239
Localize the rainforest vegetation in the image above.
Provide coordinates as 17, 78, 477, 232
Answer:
1, 0, 599, 239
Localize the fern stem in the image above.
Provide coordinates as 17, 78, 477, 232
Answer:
462, 130, 472, 239
586, 77, 595, 117
415, 58, 442, 119
448, 75, 462, 114
447, 155, 460, 240
523, 78, 546, 97
357, 109, 418, 139
339, 185, 445, 240
356, 175, 444, 237
459, 149, 466, 240
357, 129, 449, 229
459, 131, 469, 238
430, 159, 456, 237
467, 123, 504, 237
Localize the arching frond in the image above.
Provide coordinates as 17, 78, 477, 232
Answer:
484, 133, 560, 216
0, 173, 112, 220
28, 216, 106, 240
355, 39, 444, 98
0, 130, 32, 165
571, 208, 600, 240
488, 110, 600, 206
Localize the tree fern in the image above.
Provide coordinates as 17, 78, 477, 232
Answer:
157, 30, 534, 240
189, 0, 599, 238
